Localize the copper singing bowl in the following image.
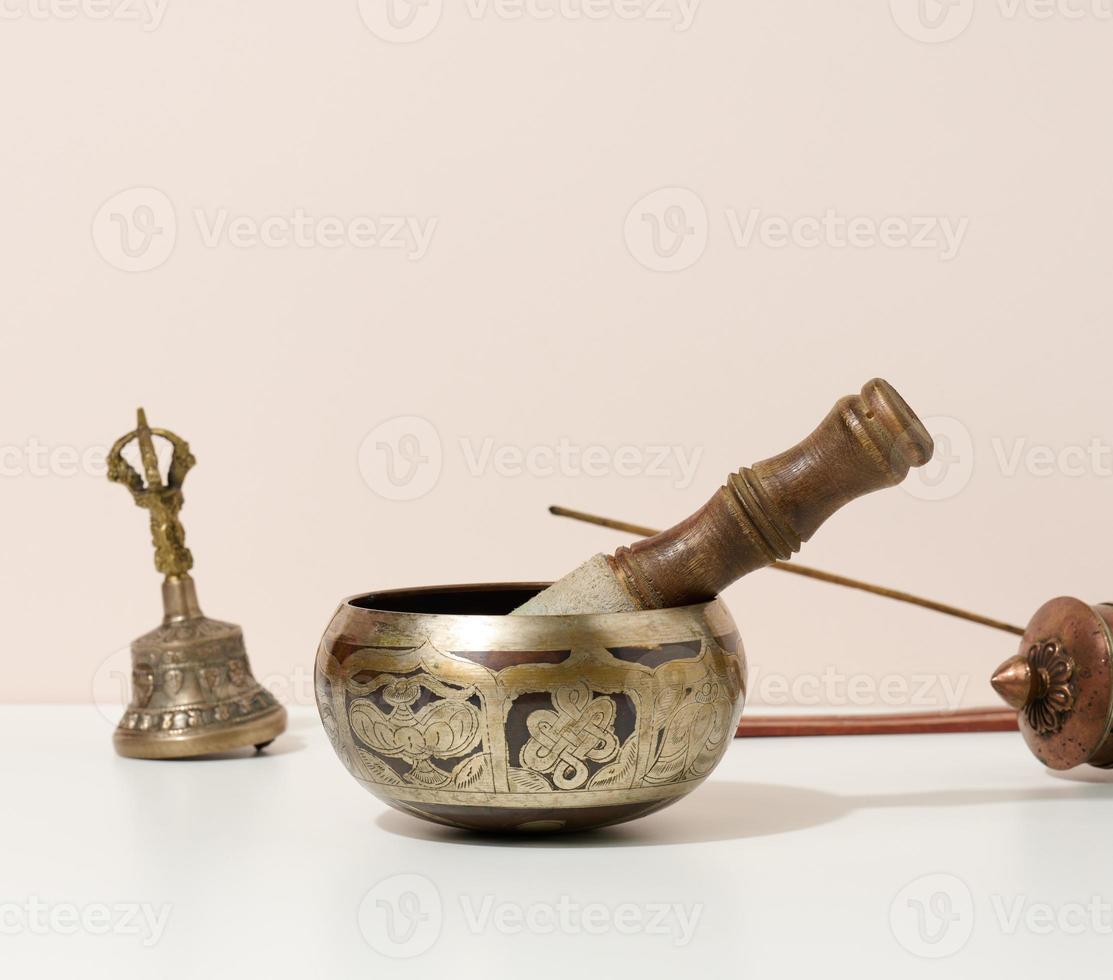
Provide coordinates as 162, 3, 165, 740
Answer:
314, 583, 746, 833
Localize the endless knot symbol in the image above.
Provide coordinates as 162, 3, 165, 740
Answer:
521, 682, 620, 790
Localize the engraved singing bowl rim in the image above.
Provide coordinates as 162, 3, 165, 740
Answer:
331, 581, 740, 650
343, 581, 718, 620
316, 582, 746, 834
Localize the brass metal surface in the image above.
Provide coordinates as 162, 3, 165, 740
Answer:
316, 583, 745, 832
107, 408, 195, 577
107, 410, 285, 759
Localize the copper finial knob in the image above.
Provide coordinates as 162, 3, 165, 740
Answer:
990, 654, 1034, 710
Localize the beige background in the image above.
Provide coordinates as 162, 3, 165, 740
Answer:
2, 0, 1111, 714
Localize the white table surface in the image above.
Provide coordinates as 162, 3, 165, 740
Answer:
3, 705, 1112, 978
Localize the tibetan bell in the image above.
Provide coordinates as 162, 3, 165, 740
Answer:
106, 409, 286, 759
992, 597, 1113, 770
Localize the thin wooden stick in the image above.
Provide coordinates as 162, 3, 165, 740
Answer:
549, 505, 1025, 636
736, 708, 1017, 737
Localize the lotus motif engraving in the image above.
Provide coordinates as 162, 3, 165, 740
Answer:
1025, 640, 1075, 736
349, 675, 482, 787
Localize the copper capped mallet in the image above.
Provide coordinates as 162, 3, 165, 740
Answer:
106, 409, 286, 759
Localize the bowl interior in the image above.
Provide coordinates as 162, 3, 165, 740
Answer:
348, 582, 551, 616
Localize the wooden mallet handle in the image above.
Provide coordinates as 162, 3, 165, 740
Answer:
608, 379, 934, 609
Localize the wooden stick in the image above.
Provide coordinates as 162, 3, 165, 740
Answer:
549, 505, 1025, 636
736, 708, 1017, 738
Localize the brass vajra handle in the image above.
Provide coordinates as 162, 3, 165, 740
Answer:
107, 408, 196, 578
